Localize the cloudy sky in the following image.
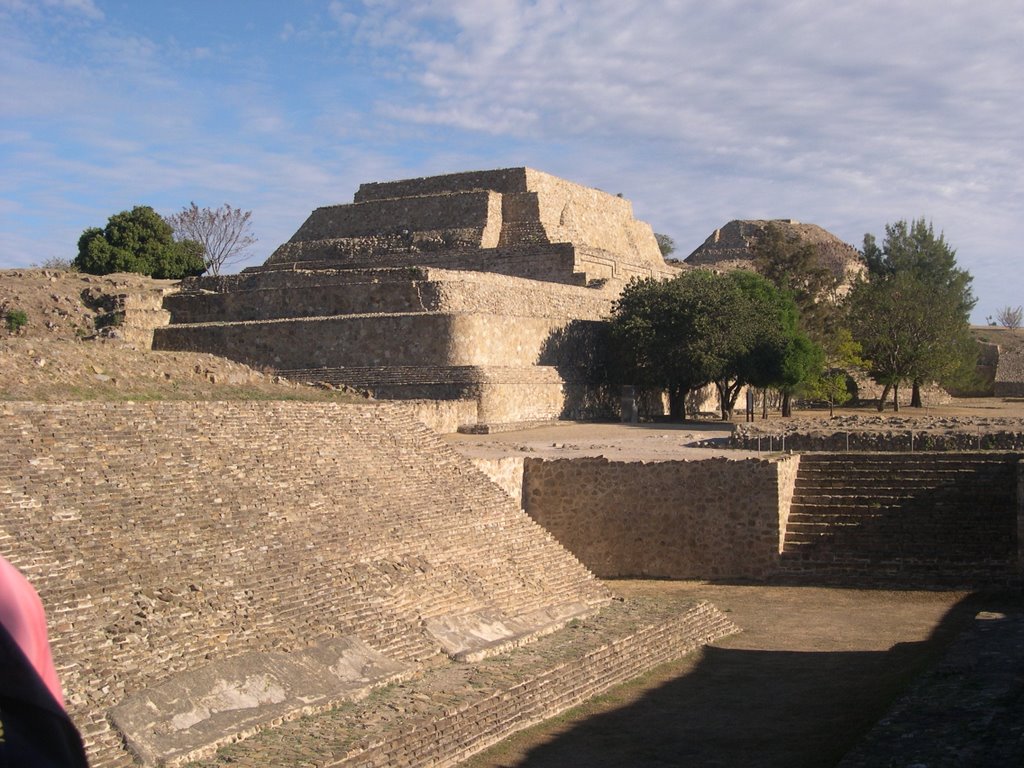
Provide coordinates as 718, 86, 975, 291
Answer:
2, 0, 1020, 320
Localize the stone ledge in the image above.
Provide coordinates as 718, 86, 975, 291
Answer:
185, 594, 740, 767
425, 600, 604, 662
109, 637, 413, 767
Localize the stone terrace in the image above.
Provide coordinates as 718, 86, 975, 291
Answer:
152, 168, 679, 430
0, 401, 639, 767
780, 452, 1021, 586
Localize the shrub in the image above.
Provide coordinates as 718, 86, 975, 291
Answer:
5, 309, 28, 333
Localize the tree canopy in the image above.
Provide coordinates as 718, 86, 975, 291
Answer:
610, 269, 821, 420
74, 206, 205, 279
751, 221, 840, 343
849, 219, 976, 410
654, 233, 676, 258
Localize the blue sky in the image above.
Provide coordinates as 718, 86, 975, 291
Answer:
2, 0, 1021, 321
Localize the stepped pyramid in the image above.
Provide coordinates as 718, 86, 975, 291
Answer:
154, 168, 678, 431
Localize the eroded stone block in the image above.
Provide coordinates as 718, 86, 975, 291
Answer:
109, 637, 411, 767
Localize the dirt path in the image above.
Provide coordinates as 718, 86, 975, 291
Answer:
462, 581, 1018, 768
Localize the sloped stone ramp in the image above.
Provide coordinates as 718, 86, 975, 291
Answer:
186, 596, 737, 767
0, 401, 735, 767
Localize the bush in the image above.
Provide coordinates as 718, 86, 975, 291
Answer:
73, 206, 205, 279
5, 309, 28, 333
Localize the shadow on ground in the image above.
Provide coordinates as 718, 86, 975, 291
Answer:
473, 591, 999, 768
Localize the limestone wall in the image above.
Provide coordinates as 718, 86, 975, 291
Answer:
0, 401, 609, 767
354, 168, 530, 201
289, 190, 501, 246
523, 456, 795, 580
264, 241, 585, 282
156, 313, 607, 372
468, 456, 526, 504
995, 345, 1024, 397
165, 268, 614, 325
523, 169, 664, 268
156, 314, 455, 369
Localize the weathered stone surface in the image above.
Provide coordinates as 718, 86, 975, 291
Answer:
153, 168, 679, 429
110, 637, 411, 766
425, 601, 599, 662
0, 400, 611, 766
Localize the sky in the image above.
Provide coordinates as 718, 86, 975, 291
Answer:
1, 0, 1020, 322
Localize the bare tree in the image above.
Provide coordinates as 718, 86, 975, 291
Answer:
165, 203, 256, 276
996, 305, 1023, 330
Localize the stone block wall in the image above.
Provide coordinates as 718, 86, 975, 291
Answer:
468, 456, 526, 504
156, 311, 608, 374
523, 456, 795, 580
0, 401, 609, 767
157, 313, 456, 369
164, 268, 615, 325
264, 241, 587, 283
288, 190, 501, 246
995, 344, 1024, 397
354, 168, 530, 202
523, 168, 664, 268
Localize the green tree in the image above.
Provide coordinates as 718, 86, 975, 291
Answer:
751, 222, 839, 341
611, 269, 820, 421
74, 206, 206, 279
806, 328, 865, 416
725, 270, 821, 418
848, 220, 975, 410
611, 271, 720, 419
654, 233, 676, 258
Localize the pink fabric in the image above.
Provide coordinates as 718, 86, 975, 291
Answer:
0, 555, 66, 708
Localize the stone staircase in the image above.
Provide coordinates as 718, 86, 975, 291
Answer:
0, 401, 619, 766
780, 453, 1020, 586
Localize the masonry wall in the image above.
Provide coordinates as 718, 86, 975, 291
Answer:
164, 268, 614, 325
155, 313, 607, 373
0, 401, 608, 767
156, 314, 455, 369
523, 456, 796, 580
289, 190, 501, 245
523, 169, 664, 267
264, 241, 586, 283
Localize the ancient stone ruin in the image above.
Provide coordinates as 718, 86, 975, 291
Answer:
685, 218, 865, 286
0, 401, 737, 767
154, 168, 678, 431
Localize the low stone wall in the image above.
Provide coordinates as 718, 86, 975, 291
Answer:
523, 456, 798, 580
264, 242, 587, 284
288, 190, 501, 245
731, 428, 1024, 452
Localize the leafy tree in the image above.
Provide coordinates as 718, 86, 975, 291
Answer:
848, 220, 976, 410
806, 328, 865, 416
611, 269, 820, 420
611, 271, 720, 419
165, 202, 257, 276
74, 206, 205, 279
751, 222, 839, 341
996, 305, 1023, 330
654, 233, 676, 258
725, 270, 821, 418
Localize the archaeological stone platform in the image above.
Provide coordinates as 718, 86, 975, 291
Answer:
153, 168, 679, 430
4, 400, 689, 767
